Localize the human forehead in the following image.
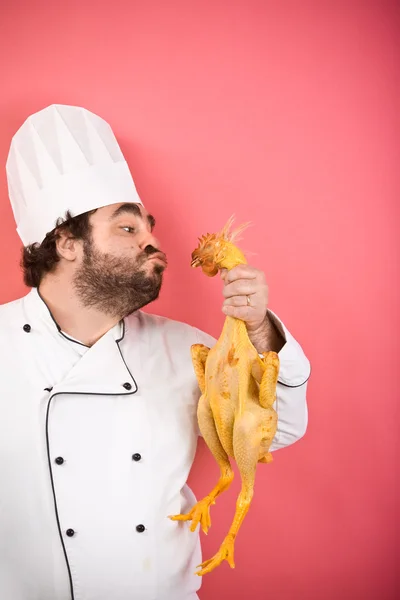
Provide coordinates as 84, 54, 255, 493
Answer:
89, 203, 156, 232
95, 202, 147, 220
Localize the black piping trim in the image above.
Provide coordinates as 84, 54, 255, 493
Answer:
277, 364, 312, 388
116, 319, 126, 344
58, 331, 90, 348
36, 288, 124, 349
45, 399, 75, 600
44, 319, 136, 600
266, 309, 312, 388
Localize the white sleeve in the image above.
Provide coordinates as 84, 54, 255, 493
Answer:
266, 309, 311, 451
193, 310, 311, 451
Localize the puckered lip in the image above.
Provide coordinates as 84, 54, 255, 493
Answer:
148, 252, 168, 265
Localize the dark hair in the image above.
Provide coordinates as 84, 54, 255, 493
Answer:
21, 210, 96, 288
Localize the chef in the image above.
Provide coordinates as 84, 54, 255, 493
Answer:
0, 105, 311, 600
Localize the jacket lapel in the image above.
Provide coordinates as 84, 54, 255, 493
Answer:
52, 322, 138, 396
23, 288, 138, 397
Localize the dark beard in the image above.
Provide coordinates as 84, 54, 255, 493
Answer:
73, 240, 165, 317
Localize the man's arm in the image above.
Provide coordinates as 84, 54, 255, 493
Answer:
246, 311, 286, 354
261, 307, 311, 450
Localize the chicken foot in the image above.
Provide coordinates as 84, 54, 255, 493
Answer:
169, 392, 234, 534
195, 410, 263, 575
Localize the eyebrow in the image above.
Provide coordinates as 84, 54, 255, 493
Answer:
109, 203, 156, 230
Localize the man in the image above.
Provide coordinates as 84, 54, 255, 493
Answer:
0, 105, 310, 600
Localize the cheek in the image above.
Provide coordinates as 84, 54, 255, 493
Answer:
104, 236, 141, 257
87, 229, 110, 254
91, 225, 139, 253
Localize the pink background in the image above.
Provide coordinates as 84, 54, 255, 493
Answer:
0, 1, 398, 599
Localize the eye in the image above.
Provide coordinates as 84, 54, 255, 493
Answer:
122, 226, 136, 234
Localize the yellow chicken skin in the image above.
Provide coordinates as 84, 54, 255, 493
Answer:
169, 217, 280, 576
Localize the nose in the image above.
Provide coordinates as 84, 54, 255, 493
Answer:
138, 229, 161, 251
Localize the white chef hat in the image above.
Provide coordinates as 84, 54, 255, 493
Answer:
6, 104, 143, 246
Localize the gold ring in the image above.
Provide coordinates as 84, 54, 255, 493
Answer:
246, 295, 251, 306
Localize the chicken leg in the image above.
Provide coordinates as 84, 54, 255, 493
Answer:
195, 354, 278, 576
169, 344, 234, 534
194, 409, 262, 575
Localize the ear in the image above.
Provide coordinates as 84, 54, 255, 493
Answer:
55, 229, 82, 262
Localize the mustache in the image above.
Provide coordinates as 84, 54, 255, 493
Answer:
140, 245, 168, 264
144, 245, 160, 256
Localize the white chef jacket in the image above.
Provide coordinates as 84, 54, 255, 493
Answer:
0, 288, 310, 600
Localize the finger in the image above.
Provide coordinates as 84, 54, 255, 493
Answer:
223, 280, 257, 298
224, 265, 259, 283
222, 305, 251, 320
223, 295, 252, 308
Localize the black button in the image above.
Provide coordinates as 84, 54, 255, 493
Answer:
23, 324, 31, 333
123, 382, 132, 390
136, 524, 145, 533
55, 457, 64, 465
66, 529, 75, 537
132, 453, 142, 462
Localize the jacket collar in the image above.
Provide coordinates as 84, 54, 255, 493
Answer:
22, 288, 138, 397
24, 288, 124, 346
